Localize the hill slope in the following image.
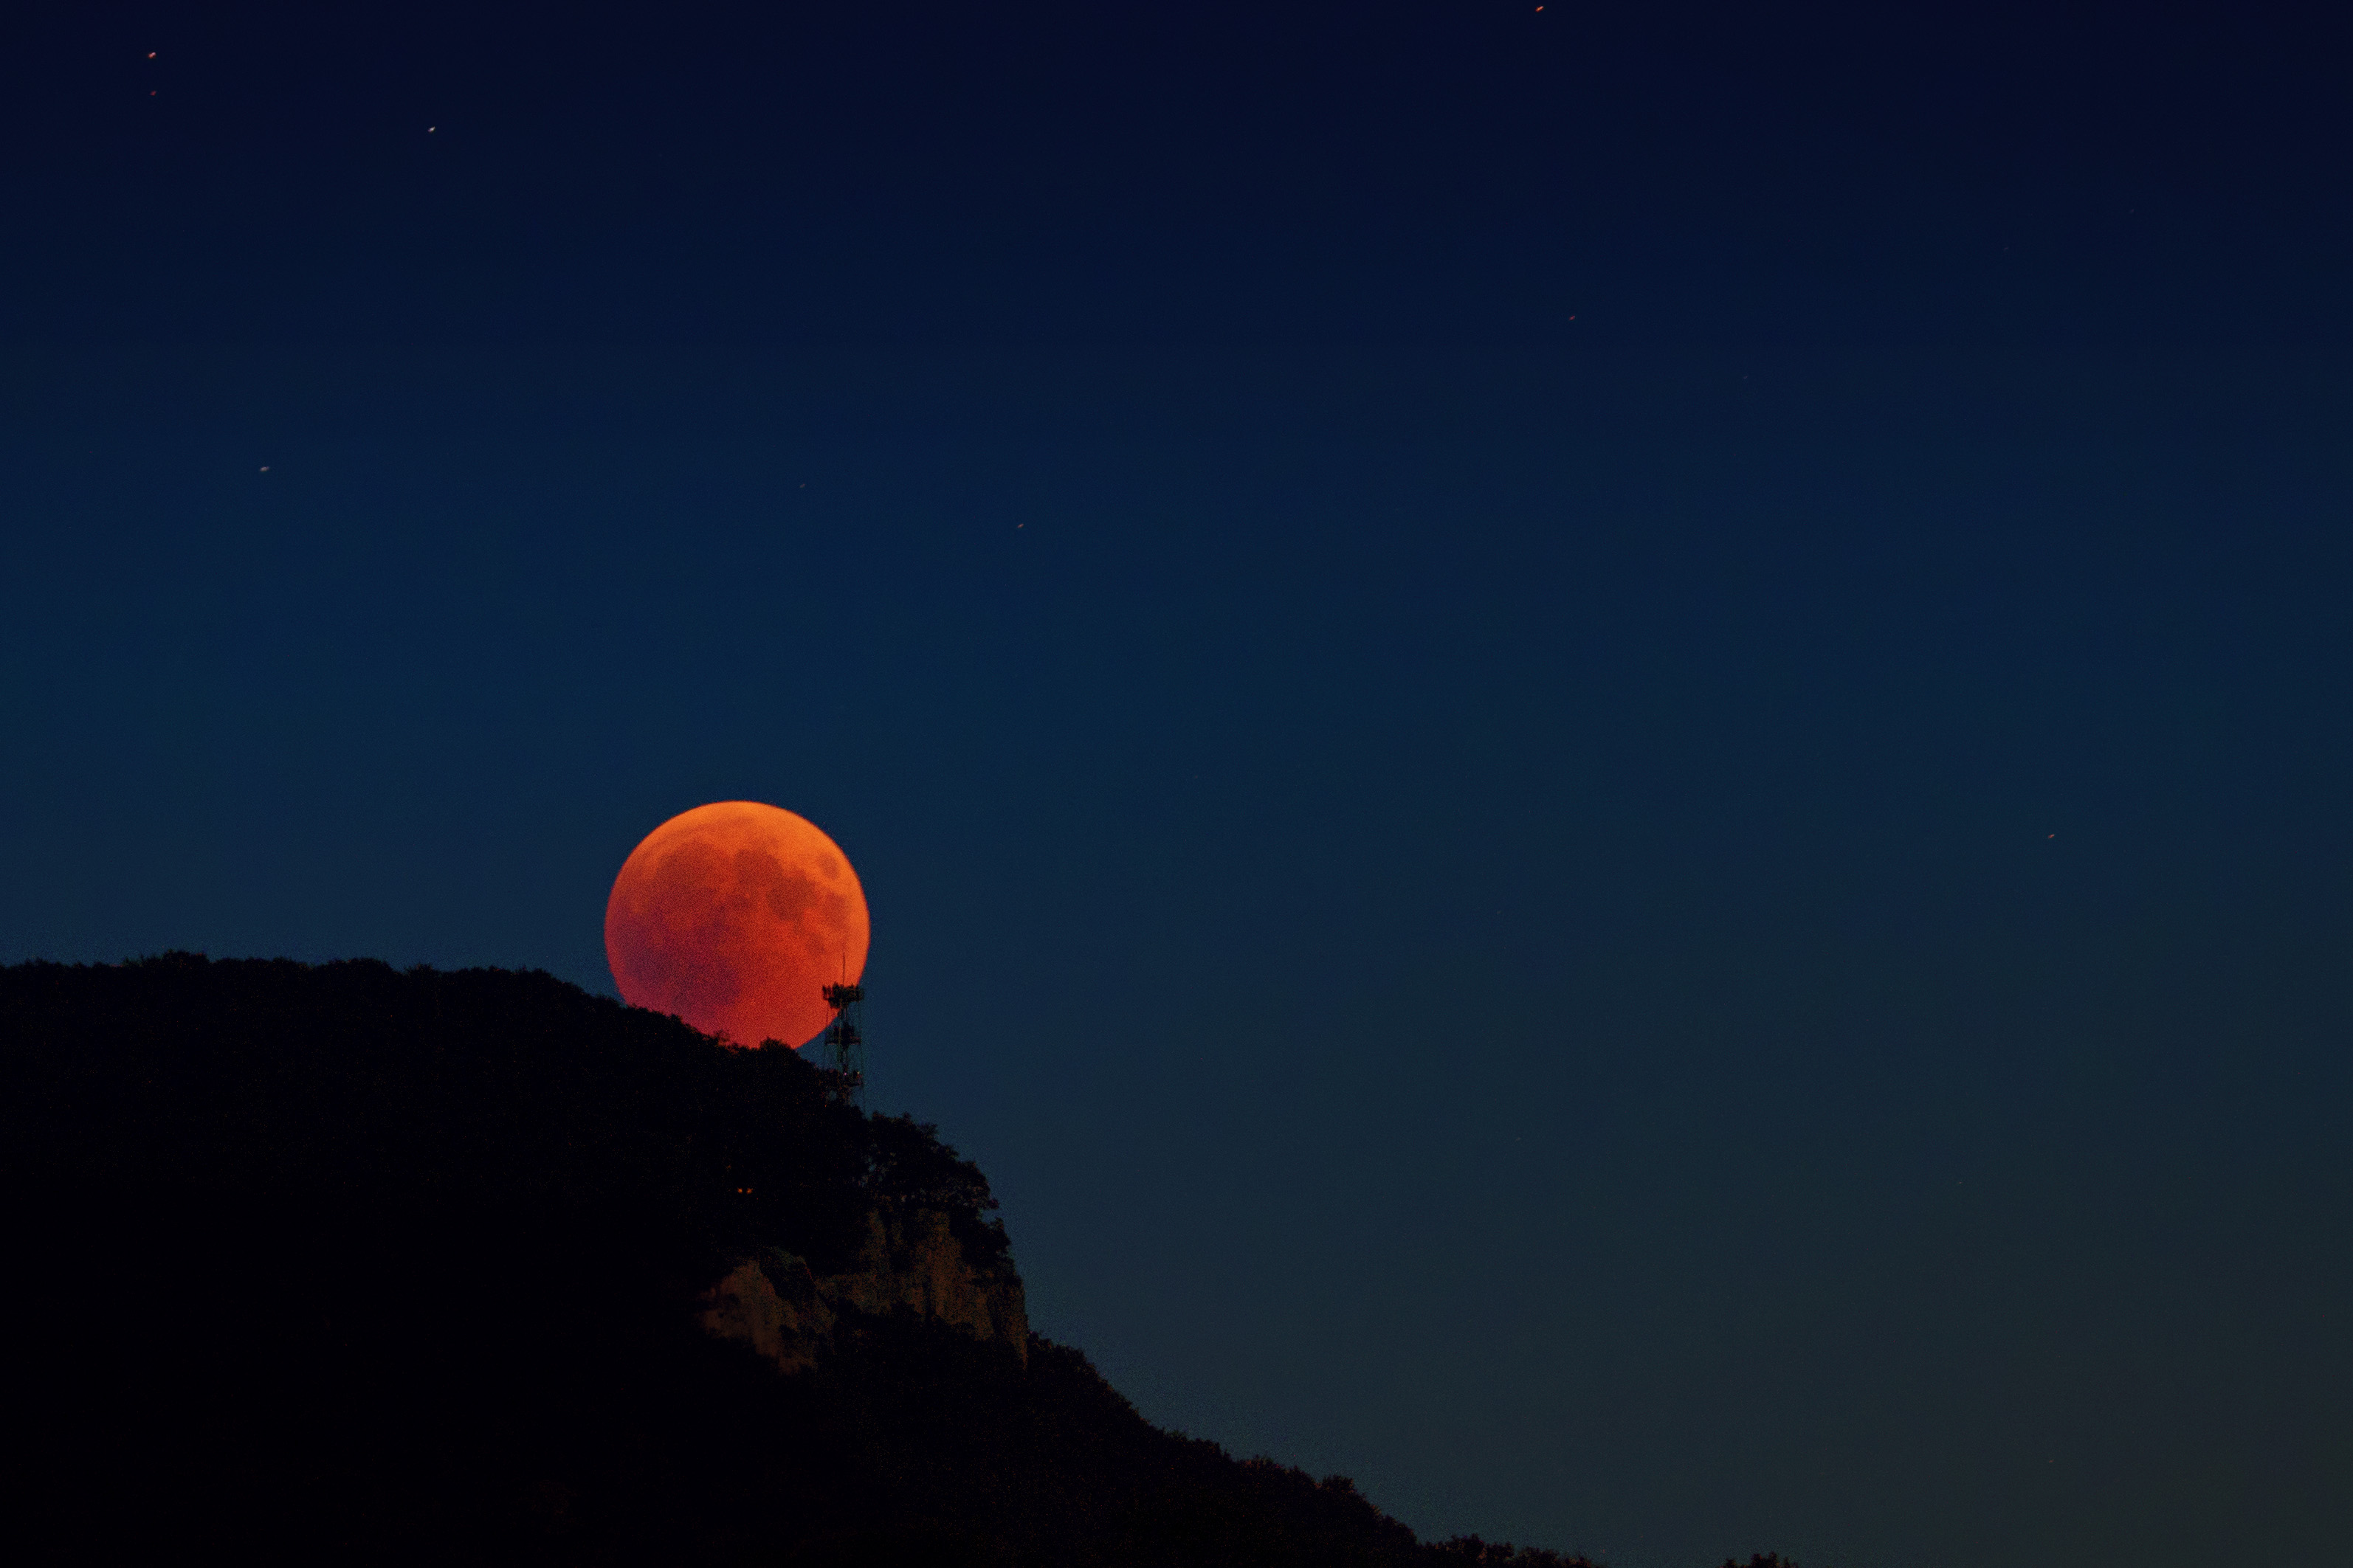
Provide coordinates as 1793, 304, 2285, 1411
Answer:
2, 956, 1600, 1566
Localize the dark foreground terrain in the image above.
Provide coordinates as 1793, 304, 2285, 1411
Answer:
4, 956, 1768, 1567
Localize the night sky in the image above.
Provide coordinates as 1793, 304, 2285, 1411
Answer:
7, 5, 2352, 1566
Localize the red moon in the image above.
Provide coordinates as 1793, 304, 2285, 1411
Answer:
603, 801, 869, 1049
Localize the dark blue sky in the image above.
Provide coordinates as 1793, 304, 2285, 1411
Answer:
6, 6, 2352, 1566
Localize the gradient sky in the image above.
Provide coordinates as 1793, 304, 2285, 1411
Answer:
6, 6, 2352, 1566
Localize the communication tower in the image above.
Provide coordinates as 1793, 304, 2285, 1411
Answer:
819, 978, 866, 1104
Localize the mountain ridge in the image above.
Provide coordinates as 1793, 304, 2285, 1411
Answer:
1, 954, 1684, 1566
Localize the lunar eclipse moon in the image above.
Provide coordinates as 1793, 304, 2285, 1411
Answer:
603, 801, 869, 1049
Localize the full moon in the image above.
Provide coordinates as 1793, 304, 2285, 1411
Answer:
603, 801, 869, 1049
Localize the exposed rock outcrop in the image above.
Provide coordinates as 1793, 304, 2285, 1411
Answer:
701, 1206, 1028, 1373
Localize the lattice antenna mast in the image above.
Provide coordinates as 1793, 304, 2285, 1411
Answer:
819, 973, 866, 1105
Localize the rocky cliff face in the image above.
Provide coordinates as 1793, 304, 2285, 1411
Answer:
700, 1205, 1029, 1373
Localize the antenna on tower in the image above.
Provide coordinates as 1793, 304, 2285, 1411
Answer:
819, 965, 866, 1107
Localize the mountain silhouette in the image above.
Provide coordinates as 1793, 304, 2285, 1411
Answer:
1, 954, 1737, 1566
